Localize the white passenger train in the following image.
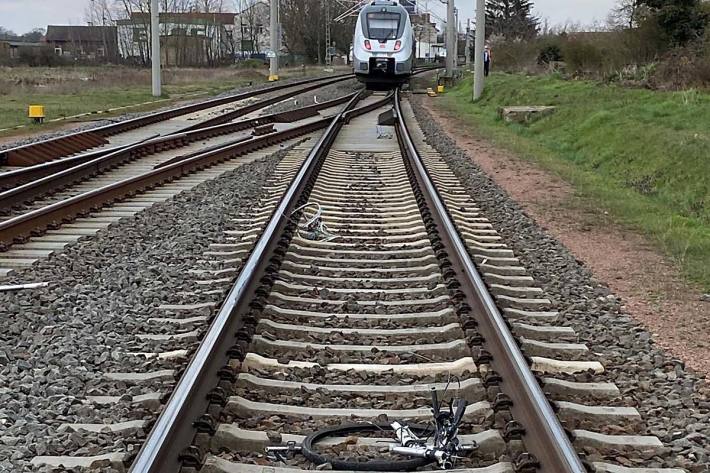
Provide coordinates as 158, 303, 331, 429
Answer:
352, 0, 415, 86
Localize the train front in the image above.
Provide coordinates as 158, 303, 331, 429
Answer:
353, 1, 414, 85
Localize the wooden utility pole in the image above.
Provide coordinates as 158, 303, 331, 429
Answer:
151, 0, 161, 97
473, 0, 485, 100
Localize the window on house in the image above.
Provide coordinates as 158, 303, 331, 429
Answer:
54, 47, 63, 56
97, 47, 105, 57
133, 27, 148, 42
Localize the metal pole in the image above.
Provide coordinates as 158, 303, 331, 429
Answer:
473, 0, 485, 100
465, 19, 471, 70
445, 0, 455, 77
454, 8, 459, 67
269, 0, 279, 80
325, 0, 332, 67
151, 0, 161, 97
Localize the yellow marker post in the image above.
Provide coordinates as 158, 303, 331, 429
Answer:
28, 105, 45, 124
437, 85, 445, 94
268, 75, 280, 82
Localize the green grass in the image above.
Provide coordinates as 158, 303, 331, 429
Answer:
0, 68, 266, 134
0, 64, 346, 136
1, 88, 160, 131
439, 73, 710, 290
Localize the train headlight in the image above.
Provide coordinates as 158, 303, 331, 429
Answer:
394, 40, 402, 51
364, 40, 372, 51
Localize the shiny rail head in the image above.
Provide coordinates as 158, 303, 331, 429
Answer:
392, 89, 586, 473
127, 89, 366, 473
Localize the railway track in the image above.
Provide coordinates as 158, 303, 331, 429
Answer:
0, 74, 354, 195
0, 77, 684, 473
21, 89, 687, 473
0, 74, 352, 171
0, 70, 442, 277
0, 79, 361, 277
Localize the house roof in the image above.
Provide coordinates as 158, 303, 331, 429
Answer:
118, 12, 237, 26
5, 41, 45, 47
46, 25, 117, 43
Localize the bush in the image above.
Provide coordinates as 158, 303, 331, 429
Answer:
17, 47, 68, 67
487, 35, 541, 73
537, 44, 563, 65
237, 58, 265, 69
561, 39, 604, 73
488, 19, 710, 90
649, 47, 710, 89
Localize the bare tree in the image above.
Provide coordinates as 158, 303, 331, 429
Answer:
85, 0, 116, 25
280, 0, 355, 63
608, 0, 646, 29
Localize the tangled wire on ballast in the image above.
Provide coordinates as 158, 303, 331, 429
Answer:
291, 202, 338, 242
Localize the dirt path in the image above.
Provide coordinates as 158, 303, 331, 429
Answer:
424, 100, 710, 377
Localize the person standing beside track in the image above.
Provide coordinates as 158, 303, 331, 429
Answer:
484, 45, 492, 77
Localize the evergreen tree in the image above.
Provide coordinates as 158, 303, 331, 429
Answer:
639, 0, 706, 46
486, 0, 539, 39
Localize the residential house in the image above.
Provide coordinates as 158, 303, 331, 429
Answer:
45, 25, 119, 62
0, 41, 10, 63
400, 0, 416, 13
116, 12, 237, 66
411, 12, 440, 60
5, 41, 46, 60
235, 1, 270, 58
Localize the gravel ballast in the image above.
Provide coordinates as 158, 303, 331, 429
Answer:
409, 96, 709, 473
0, 144, 294, 471
0, 78, 361, 471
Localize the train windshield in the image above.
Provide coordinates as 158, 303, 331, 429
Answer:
366, 12, 402, 40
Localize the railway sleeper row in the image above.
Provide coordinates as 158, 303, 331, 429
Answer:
28, 141, 316, 472
177, 101, 679, 473
26, 93, 685, 473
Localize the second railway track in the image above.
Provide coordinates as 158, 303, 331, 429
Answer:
0, 73, 352, 172
0, 78, 362, 277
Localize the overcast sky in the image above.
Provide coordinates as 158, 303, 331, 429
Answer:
1, 0, 618, 35
426, 0, 618, 29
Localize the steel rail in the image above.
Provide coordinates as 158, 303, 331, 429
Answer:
0, 91, 358, 211
0, 93, 389, 249
0, 140, 154, 192
0, 73, 353, 167
411, 65, 444, 75
84, 73, 353, 139
176, 76, 352, 132
127, 90, 381, 473
393, 89, 586, 473
0, 114, 319, 248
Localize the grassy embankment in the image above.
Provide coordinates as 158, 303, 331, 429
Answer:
0, 65, 335, 136
440, 73, 709, 290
